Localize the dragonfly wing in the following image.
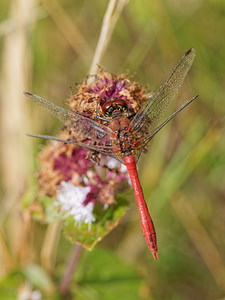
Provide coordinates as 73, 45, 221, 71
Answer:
25, 92, 112, 145
27, 133, 116, 157
134, 95, 198, 149
130, 48, 196, 133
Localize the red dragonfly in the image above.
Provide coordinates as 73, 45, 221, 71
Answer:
25, 48, 198, 259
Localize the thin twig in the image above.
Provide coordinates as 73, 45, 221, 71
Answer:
88, 0, 128, 81
88, 0, 116, 77
59, 244, 83, 295
106, 0, 129, 45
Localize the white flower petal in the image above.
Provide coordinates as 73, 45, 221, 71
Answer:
56, 181, 95, 228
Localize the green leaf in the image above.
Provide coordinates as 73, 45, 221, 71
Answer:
63, 194, 128, 250
72, 247, 144, 300
22, 180, 129, 250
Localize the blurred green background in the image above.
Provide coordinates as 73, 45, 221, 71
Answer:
0, 0, 225, 299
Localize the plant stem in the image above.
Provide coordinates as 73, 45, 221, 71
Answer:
59, 244, 83, 294
88, 0, 128, 82
88, 0, 117, 78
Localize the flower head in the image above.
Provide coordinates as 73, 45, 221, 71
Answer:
67, 68, 147, 121
37, 135, 130, 229
36, 68, 147, 229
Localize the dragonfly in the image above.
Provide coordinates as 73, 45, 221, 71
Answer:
25, 48, 198, 260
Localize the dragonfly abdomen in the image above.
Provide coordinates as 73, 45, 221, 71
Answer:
124, 155, 158, 259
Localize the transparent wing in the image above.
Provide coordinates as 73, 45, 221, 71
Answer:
26, 133, 125, 164
130, 48, 196, 133
135, 95, 198, 150
27, 133, 115, 155
25, 92, 112, 145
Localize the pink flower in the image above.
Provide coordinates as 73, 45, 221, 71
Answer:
89, 76, 128, 105
53, 148, 91, 181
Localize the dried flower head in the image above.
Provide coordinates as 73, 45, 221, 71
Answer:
67, 68, 147, 121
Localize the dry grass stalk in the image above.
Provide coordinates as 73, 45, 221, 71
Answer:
0, 0, 37, 268
88, 0, 129, 81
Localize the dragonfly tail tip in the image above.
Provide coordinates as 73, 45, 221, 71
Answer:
153, 252, 158, 260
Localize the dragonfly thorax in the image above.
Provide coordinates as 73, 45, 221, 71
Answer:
109, 117, 136, 158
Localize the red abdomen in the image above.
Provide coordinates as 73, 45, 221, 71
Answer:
124, 155, 158, 259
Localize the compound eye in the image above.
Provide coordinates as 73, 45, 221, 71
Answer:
114, 98, 128, 109
102, 100, 114, 114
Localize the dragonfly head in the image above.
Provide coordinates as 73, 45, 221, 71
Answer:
102, 98, 128, 118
